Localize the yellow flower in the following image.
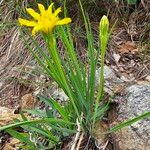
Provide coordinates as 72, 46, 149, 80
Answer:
18, 3, 72, 35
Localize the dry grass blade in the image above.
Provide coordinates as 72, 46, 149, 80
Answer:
76, 132, 84, 150
71, 118, 81, 150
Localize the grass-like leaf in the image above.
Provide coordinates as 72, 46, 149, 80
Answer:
0, 118, 74, 132
23, 125, 58, 143
6, 129, 35, 148
39, 95, 69, 121
107, 111, 150, 133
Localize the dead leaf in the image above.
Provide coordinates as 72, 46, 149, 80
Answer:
113, 84, 126, 94
118, 41, 138, 54
120, 73, 135, 82
21, 93, 37, 110
0, 107, 21, 126
3, 143, 13, 150
3, 138, 20, 150
0, 106, 32, 126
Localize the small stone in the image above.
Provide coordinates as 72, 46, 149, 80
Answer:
52, 89, 68, 102
146, 75, 150, 82
113, 53, 121, 62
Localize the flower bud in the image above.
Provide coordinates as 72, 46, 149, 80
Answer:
99, 15, 109, 38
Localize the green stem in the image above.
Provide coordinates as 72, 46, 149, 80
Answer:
92, 37, 107, 132
45, 33, 80, 121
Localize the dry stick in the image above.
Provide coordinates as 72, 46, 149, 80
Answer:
102, 140, 109, 150
0, 0, 4, 5
70, 118, 81, 150
95, 140, 103, 150
95, 140, 109, 150
83, 136, 91, 150
76, 132, 84, 150
71, 113, 83, 150
6, 29, 19, 61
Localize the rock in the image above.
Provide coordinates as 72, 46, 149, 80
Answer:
95, 66, 124, 95
96, 66, 150, 149
112, 84, 150, 150
52, 88, 68, 102
146, 75, 150, 82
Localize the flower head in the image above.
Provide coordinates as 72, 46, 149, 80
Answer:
18, 3, 72, 35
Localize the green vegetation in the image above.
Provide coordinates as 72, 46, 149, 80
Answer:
0, 0, 149, 149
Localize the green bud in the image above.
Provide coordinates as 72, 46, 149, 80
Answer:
99, 15, 109, 38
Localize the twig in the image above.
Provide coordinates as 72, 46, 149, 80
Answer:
102, 140, 109, 150
76, 132, 84, 150
95, 140, 109, 150
0, 0, 4, 5
71, 118, 81, 150
71, 113, 83, 150
6, 29, 19, 61
83, 136, 91, 150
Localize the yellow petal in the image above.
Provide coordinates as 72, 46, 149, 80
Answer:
56, 18, 72, 25
18, 18, 37, 27
53, 7, 61, 17
26, 8, 40, 20
38, 3, 45, 15
47, 3, 54, 16
32, 26, 41, 36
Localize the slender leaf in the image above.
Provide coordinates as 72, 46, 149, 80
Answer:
91, 102, 109, 121
0, 118, 74, 132
23, 125, 58, 143
6, 129, 35, 148
39, 95, 71, 121
50, 98, 70, 121
24, 108, 47, 118
107, 111, 150, 133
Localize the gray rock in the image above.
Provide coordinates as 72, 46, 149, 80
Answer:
112, 84, 150, 150
95, 66, 124, 95
96, 66, 150, 149
52, 88, 68, 102
96, 66, 123, 84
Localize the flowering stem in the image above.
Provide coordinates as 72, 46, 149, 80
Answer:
92, 15, 109, 132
